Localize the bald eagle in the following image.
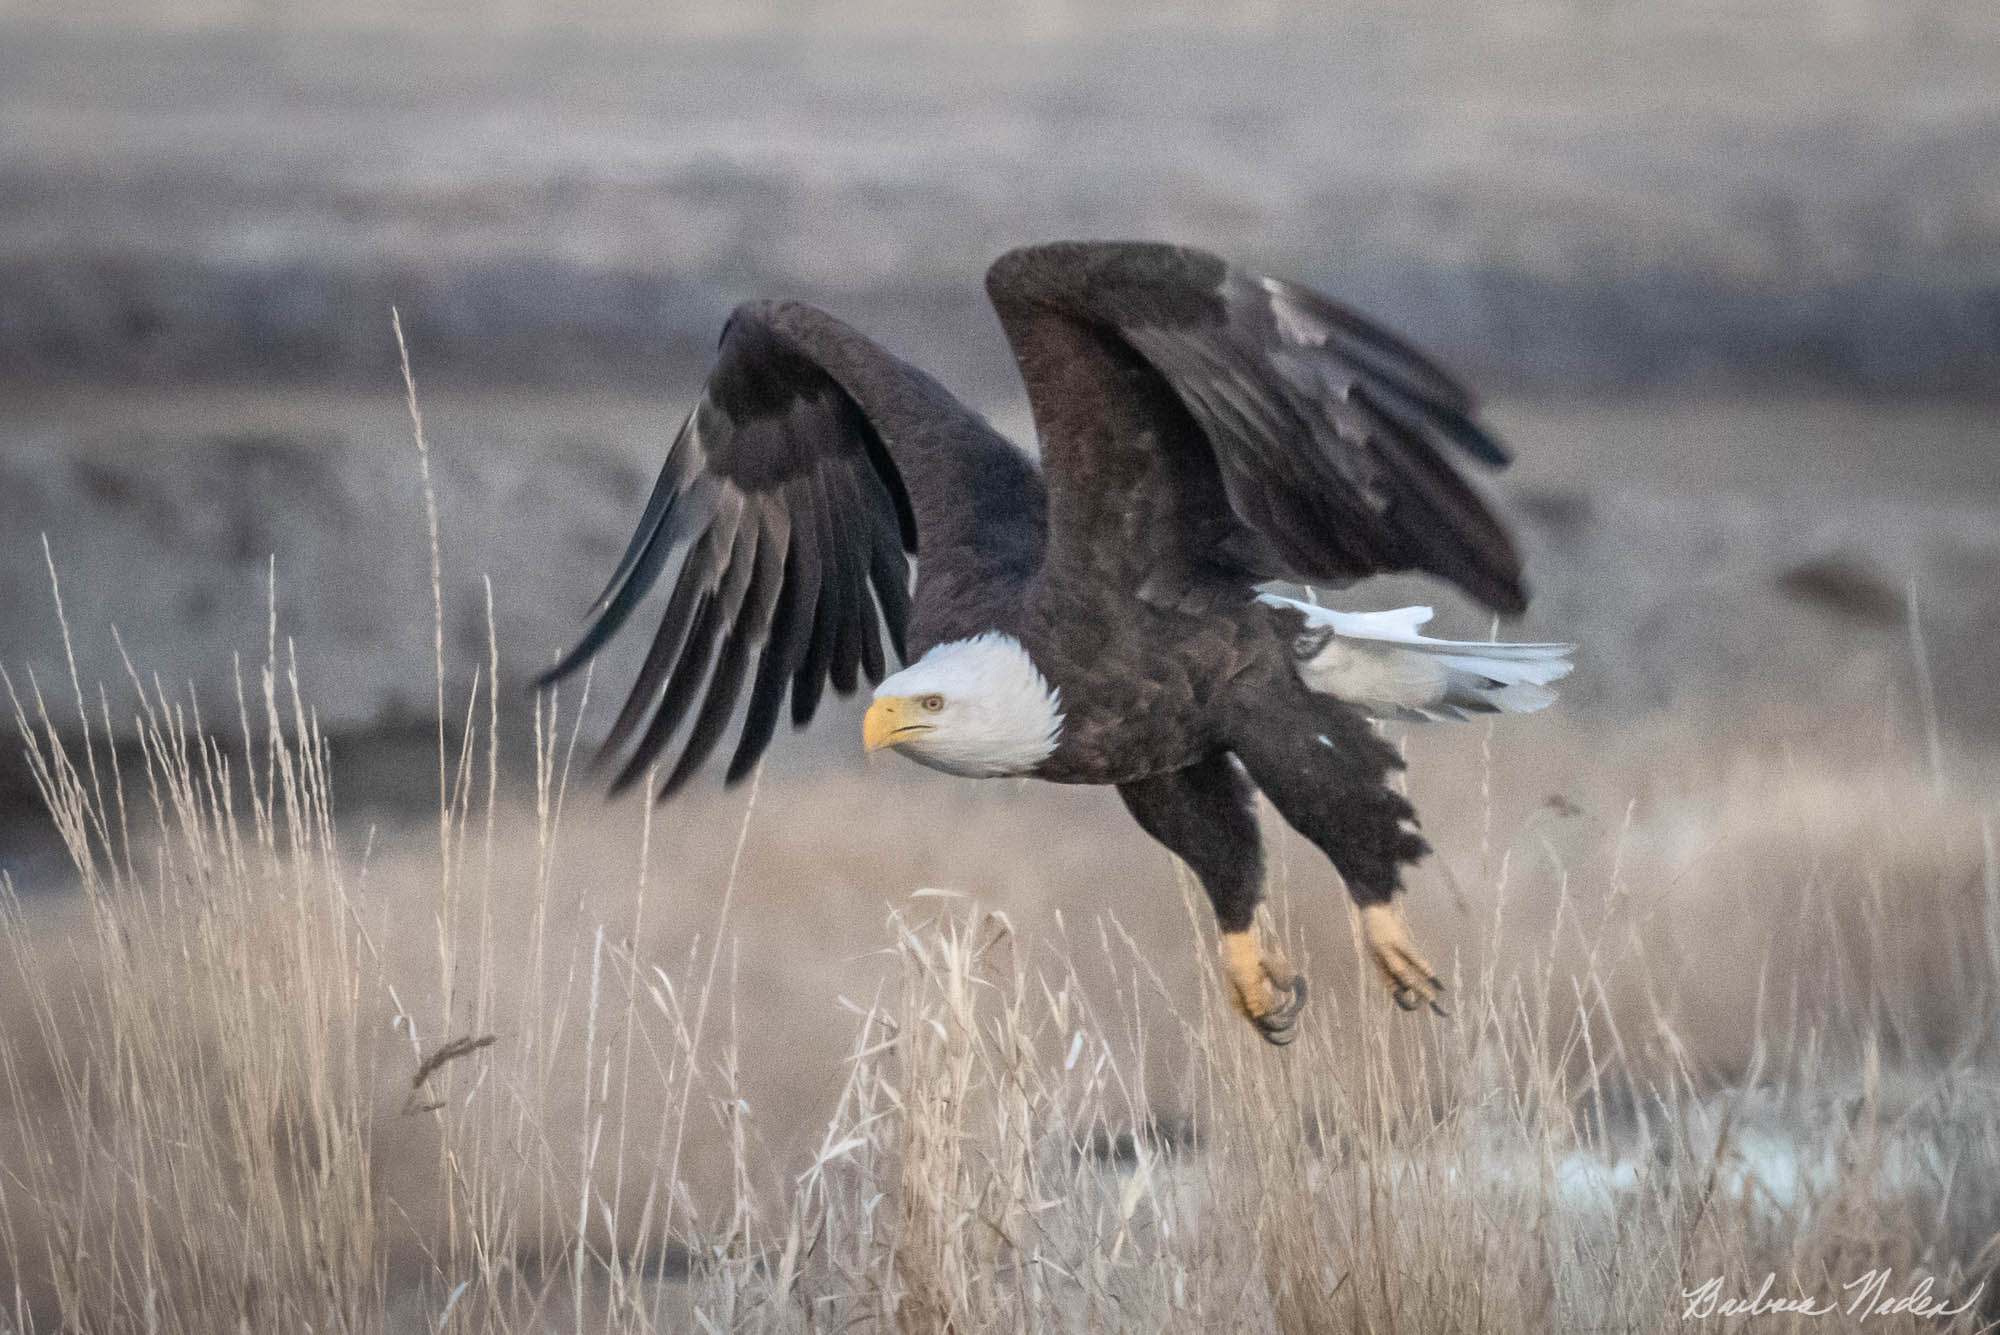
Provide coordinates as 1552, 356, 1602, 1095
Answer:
541, 241, 1570, 1044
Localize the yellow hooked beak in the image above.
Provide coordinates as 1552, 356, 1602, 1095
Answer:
863, 696, 932, 752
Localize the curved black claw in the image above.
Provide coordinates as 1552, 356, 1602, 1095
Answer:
1392, 977, 1449, 1018
1253, 973, 1310, 1046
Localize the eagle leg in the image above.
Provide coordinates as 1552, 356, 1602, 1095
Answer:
1220, 928, 1309, 1045
1359, 903, 1447, 1017
1227, 667, 1444, 1017
1117, 753, 1311, 1046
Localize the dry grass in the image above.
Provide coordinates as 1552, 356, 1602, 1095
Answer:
3, 359, 1998, 1331
3, 575, 1998, 1333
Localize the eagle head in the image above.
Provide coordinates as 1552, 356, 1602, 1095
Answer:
862, 633, 1063, 778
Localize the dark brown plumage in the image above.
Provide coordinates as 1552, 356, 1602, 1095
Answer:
542, 240, 1551, 1038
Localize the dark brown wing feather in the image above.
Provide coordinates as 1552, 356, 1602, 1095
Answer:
537, 308, 909, 798
985, 241, 1527, 614
540, 300, 1045, 799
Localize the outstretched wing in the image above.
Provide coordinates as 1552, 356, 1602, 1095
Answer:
538, 303, 931, 799
985, 241, 1527, 614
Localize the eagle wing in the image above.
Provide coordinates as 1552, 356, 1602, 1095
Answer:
985, 241, 1526, 614
540, 300, 1042, 799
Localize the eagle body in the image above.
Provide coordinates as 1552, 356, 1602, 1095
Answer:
542, 241, 1572, 1042
1004, 580, 1260, 787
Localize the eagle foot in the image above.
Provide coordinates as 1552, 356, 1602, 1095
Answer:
1359, 903, 1447, 1016
1219, 929, 1309, 1046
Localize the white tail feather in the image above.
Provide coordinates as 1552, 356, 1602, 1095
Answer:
1258, 594, 1574, 722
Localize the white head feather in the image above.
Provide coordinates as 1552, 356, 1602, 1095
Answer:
871, 633, 1063, 778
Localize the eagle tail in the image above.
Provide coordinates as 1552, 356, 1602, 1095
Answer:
1258, 594, 1574, 723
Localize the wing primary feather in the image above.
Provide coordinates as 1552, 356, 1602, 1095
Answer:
536, 475, 721, 689
584, 406, 702, 617
592, 484, 741, 744
1258, 275, 1478, 417
1348, 383, 1526, 613
845, 465, 896, 681
847, 469, 909, 679
868, 529, 913, 663
659, 513, 789, 799
822, 467, 865, 696
790, 582, 834, 727
1360, 373, 1511, 468
726, 516, 816, 783
854, 560, 887, 684
607, 590, 717, 796
606, 510, 754, 794
856, 414, 919, 552
705, 497, 765, 631
592, 529, 719, 768
790, 469, 841, 726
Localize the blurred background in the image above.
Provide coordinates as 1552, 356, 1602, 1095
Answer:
2, 0, 1998, 1173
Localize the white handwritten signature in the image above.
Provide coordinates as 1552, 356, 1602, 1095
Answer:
1683, 1270, 1984, 1321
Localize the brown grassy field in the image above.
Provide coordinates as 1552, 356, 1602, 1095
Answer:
5, 2, 1999, 1327
2, 333, 1996, 1334
4, 536, 1999, 1332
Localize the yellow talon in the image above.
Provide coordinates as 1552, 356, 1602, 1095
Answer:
1358, 902, 1446, 1015
1219, 928, 1308, 1045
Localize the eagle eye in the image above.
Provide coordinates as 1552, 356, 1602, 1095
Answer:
920, 694, 945, 712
